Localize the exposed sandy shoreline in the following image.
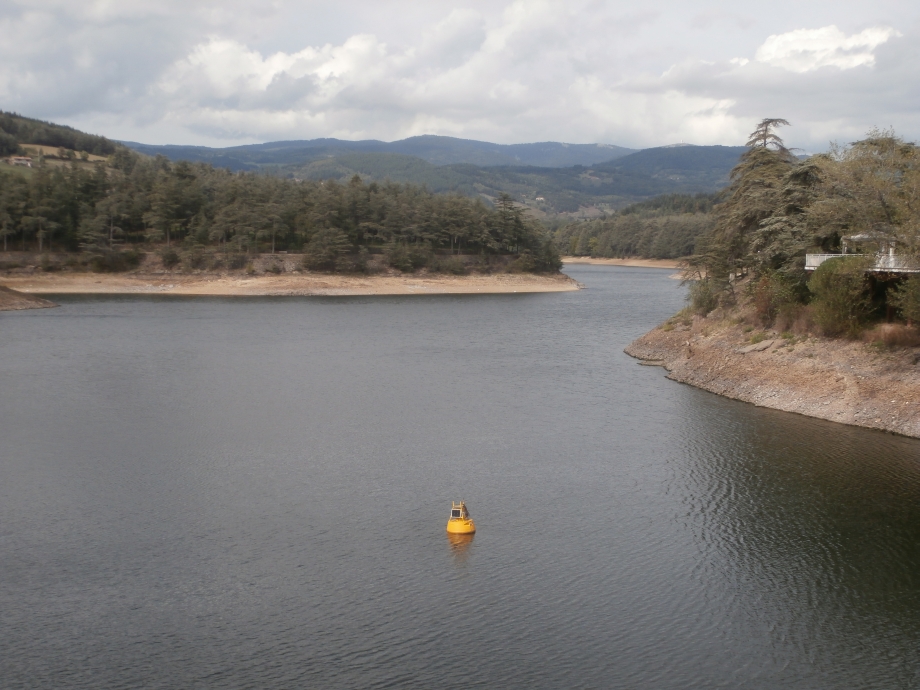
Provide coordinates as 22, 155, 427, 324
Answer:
561, 256, 682, 269
625, 316, 920, 439
1, 271, 580, 299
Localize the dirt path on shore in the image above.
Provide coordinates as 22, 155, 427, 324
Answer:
1, 272, 579, 297
625, 316, 920, 438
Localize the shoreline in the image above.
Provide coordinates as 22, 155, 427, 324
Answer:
0, 285, 58, 311
0, 271, 580, 300
625, 316, 920, 439
561, 256, 682, 269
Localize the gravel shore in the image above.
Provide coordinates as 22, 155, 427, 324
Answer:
625, 315, 920, 438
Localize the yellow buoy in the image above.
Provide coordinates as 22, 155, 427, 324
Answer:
446, 500, 476, 534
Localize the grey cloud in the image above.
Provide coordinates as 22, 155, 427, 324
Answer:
2, 1, 919, 148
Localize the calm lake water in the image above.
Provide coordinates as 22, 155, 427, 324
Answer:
2, 265, 919, 689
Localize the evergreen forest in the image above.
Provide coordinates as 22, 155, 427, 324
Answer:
0, 114, 561, 274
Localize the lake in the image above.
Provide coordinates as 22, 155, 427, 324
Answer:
2, 265, 919, 689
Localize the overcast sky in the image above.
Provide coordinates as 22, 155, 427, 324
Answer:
2, 0, 918, 150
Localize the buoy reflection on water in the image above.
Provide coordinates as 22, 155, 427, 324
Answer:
447, 532, 474, 564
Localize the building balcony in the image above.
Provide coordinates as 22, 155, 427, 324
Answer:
805, 253, 920, 273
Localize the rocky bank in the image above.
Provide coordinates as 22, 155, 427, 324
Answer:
625, 315, 920, 439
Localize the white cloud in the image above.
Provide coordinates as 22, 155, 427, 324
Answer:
1, 1, 919, 150
754, 25, 900, 73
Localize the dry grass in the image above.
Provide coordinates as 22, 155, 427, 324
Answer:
20, 144, 107, 162
861, 323, 920, 348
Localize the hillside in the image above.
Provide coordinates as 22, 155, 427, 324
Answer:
1, 111, 744, 220
123, 135, 636, 170
596, 145, 747, 188
0, 111, 119, 157
286, 148, 740, 215
121, 136, 743, 215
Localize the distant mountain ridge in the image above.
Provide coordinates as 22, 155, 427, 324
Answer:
122, 137, 745, 215
0, 110, 749, 216
122, 135, 636, 170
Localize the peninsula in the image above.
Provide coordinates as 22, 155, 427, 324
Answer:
625, 120, 920, 438
626, 315, 920, 438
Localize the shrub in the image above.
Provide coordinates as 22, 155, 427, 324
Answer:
808, 256, 872, 336
353, 247, 370, 273
888, 275, 920, 326
160, 248, 180, 269
119, 249, 142, 269
773, 302, 813, 335
185, 249, 207, 269
506, 251, 536, 273
750, 271, 798, 325
226, 254, 246, 270
434, 256, 467, 275
861, 323, 920, 348
384, 243, 414, 272
89, 250, 143, 273
687, 278, 718, 316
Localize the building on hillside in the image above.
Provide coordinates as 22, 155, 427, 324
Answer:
7, 156, 33, 167
805, 234, 920, 275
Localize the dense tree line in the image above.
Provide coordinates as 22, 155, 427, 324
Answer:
555, 193, 715, 259
0, 112, 118, 157
0, 147, 561, 272
687, 119, 920, 335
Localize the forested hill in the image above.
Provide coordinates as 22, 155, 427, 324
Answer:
1, 110, 746, 215
597, 145, 747, 188
124, 135, 636, 170
0, 133, 562, 274
0, 112, 118, 157
124, 138, 744, 215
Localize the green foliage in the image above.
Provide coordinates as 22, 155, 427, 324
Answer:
0, 131, 21, 156
688, 278, 719, 316
888, 275, 920, 325
749, 271, 798, 325
160, 248, 180, 269
619, 193, 715, 216
90, 250, 143, 273
304, 227, 351, 271
506, 251, 535, 273
686, 120, 920, 337
556, 193, 715, 260
0, 142, 559, 273
130, 142, 745, 216
0, 111, 117, 156
433, 256, 467, 275
533, 238, 563, 272
808, 256, 873, 336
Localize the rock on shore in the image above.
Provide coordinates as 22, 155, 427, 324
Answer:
0, 285, 57, 311
625, 316, 920, 439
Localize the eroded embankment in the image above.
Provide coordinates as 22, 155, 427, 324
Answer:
0, 285, 57, 311
625, 316, 920, 438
